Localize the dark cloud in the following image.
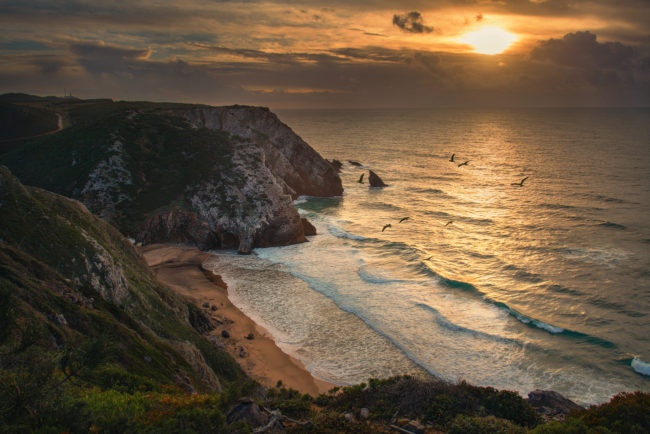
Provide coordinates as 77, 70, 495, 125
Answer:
530, 31, 650, 91
531, 31, 637, 70
69, 41, 151, 74
392, 11, 433, 34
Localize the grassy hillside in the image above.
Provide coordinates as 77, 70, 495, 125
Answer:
0, 166, 250, 431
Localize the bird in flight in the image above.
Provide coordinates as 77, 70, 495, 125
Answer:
458, 160, 469, 167
511, 176, 529, 187
444, 221, 453, 227
382, 224, 392, 232
449, 153, 455, 162
358, 173, 364, 184
399, 217, 409, 223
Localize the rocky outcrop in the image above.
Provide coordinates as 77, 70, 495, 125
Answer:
226, 398, 269, 428
527, 390, 583, 420
369, 170, 387, 187
135, 207, 215, 248
168, 340, 222, 392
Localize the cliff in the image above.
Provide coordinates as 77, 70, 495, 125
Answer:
0, 99, 342, 253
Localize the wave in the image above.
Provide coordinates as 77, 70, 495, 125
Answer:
357, 201, 404, 212
405, 187, 447, 195
358, 265, 406, 285
631, 357, 650, 376
583, 193, 630, 204
415, 303, 523, 346
503, 264, 545, 283
598, 221, 627, 230
328, 226, 366, 240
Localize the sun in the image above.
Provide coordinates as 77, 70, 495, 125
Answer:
459, 27, 517, 55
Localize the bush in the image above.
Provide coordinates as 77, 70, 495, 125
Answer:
447, 414, 527, 434
581, 391, 650, 433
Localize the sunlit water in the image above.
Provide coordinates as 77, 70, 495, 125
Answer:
205, 108, 650, 405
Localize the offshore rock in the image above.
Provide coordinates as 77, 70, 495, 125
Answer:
328, 159, 343, 172
301, 218, 317, 236
368, 170, 387, 187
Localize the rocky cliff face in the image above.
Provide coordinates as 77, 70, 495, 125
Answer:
179, 106, 342, 198
1, 100, 343, 253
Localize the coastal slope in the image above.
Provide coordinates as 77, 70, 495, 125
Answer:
0, 96, 342, 253
0, 166, 243, 398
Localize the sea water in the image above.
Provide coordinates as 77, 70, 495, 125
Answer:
205, 108, 650, 405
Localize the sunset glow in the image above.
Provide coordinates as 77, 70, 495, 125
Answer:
0, 1, 647, 107
460, 27, 518, 55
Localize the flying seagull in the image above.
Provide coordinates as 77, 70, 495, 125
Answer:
449, 153, 455, 162
444, 221, 453, 227
511, 176, 529, 187
357, 173, 364, 184
382, 224, 392, 232
458, 160, 469, 167
399, 217, 409, 223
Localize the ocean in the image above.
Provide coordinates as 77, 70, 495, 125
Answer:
204, 108, 650, 405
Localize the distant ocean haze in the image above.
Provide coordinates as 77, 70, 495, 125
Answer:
207, 107, 650, 405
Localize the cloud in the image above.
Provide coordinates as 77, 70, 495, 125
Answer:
529, 31, 650, 91
392, 11, 433, 34
531, 31, 637, 69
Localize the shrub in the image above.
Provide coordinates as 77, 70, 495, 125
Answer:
581, 391, 650, 433
447, 414, 527, 434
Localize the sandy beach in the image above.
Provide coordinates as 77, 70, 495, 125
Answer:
141, 244, 334, 396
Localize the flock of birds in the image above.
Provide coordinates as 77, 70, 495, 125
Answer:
353, 153, 531, 233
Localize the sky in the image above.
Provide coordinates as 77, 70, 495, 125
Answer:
1, 0, 649, 108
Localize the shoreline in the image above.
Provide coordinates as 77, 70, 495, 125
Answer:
141, 243, 334, 396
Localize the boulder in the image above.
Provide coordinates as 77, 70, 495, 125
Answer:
360, 408, 370, 420
301, 218, 317, 236
226, 398, 269, 428
368, 170, 387, 187
527, 390, 583, 418
402, 420, 425, 434
221, 330, 230, 338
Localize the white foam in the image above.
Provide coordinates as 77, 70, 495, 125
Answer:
328, 226, 366, 240
631, 357, 650, 376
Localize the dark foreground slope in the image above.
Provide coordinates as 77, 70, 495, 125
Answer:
0, 166, 251, 431
0, 97, 342, 253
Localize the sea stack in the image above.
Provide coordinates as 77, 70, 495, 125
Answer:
368, 170, 387, 187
